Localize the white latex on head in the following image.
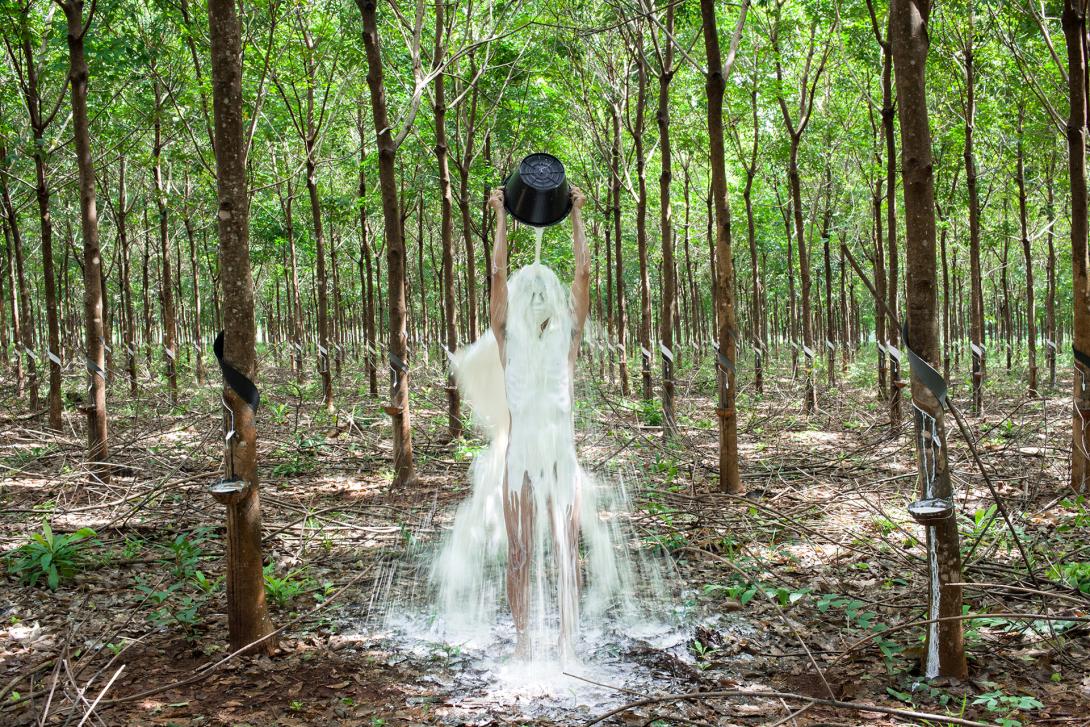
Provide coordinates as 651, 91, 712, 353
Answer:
505, 263, 572, 341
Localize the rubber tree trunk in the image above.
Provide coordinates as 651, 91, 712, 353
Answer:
891, 0, 967, 679
153, 81, 178, 404
13, 6, 63, 429
743, 84, 763, 394
61, 0, 110, 483
1016, 107, 1038, 397
656, 4, 678, 435
873, 178, 888, 397
822, 210, 836, 385
306, 155, 334, 411
207, 0, 275, 655
433, 0, 461, 440
1046, 156, 1057, 388
1064, 0, 1090, 492
631, 32, 654, 403
0, 145, 33, 405
356, 114, 378, 396
788, 140, 816, 412
964, 18, 986, 415
116, 157, 138, 395
882, 23, 903, 429
2, 206, 23, 396
700, 0, 743, 495
611, 104, 630, 396
358, 0, 416, 487
278, 178, 305, 384
455, 81, 481, 343
183, 175, 204, 385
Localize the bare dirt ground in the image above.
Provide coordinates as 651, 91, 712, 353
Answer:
2, 343, 1089, 726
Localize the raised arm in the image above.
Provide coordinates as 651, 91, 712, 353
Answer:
488, 188, 509, 359
569, 187, 590, 363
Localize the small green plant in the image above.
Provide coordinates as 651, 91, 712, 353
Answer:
7, 521, 98, 591
972, 689, 1044, 726
1048, 561, 1090, 594
135, 578, 206, 640
191, 570, 223, 594
263, 563, 307, 606
272, 432, 323, 477
1058, 496, 1090, 531
453, 439, 486, 462
268, 402, 290, 425
704, 582, 758, 606
638, 399, 663, 426
161, 528, 214, 578
690, 638, 717, 670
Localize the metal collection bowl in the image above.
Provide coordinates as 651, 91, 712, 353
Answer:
907, 497, 954, 526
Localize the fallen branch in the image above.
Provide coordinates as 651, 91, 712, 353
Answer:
584, 687, 992, 726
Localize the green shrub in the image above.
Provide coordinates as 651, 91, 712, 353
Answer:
7, 521, 98, 591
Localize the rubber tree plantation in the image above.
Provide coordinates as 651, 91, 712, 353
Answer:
1, 0, 1089, 725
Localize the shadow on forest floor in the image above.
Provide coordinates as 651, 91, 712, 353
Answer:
1, 344, 1089, 726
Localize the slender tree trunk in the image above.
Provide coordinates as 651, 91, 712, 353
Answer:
1016, 107, 1038, 396
2, 216, 22, 394
744, 88, 763, 393
838, 239, 849, 371
153, 81, 178, 403
630, 33, 654, 403
1065, 0, 1090, 491
788, 140, 817, 412
356, 114, 378, 396
657, 5, 678, 434
611, 104, 630, 396
207, 0, 275, 655
434, 0, 461, 439
874, 178, 888, 396
329, 213, 343, 376
61, 0, 109, 482
306, 153, 333, 411
13, 8, 64, 429
822, 187, 835, 387
1046, 155, 1057, 388
964, 19, 986, 414
357, 0, 416, 486
183, 175, 205, 384
700, 0, 744, 494
891, 0, 966, 679
0, 145, 33, 405
882, 24, 902, 429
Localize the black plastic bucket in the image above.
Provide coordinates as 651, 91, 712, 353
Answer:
503, 153, 572, 227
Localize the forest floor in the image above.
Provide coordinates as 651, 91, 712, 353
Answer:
1, 346, 1089, 727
